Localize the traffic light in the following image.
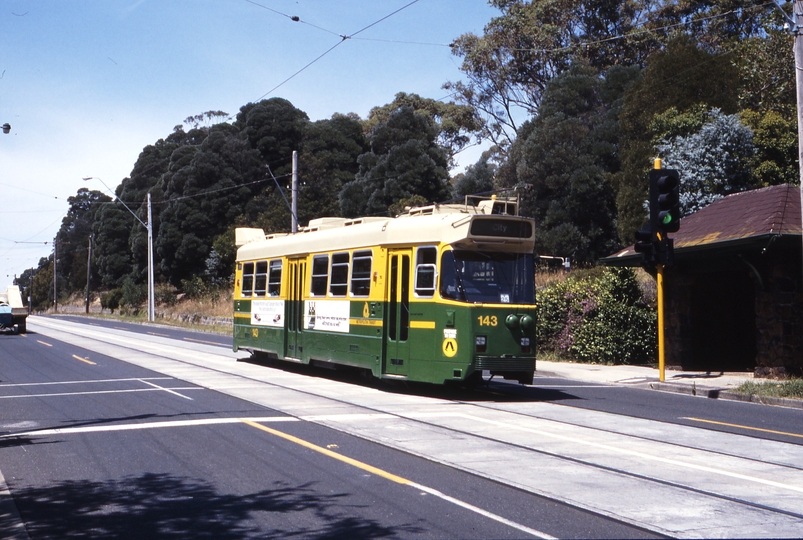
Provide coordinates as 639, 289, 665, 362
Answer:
650, 168, 681, 233
633, 226, 655, 268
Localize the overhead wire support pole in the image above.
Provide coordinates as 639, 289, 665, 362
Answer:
85, 234, 92, 314
147, 193, 155, 322
796, 2, 803, 304
292, 151, 298, 233
82, 177, 155, 322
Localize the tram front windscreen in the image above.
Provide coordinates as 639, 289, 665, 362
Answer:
440, 250, 534, 304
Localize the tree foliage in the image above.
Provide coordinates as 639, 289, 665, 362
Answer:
657, 108, 756, 214
615, 34, 741, 243
445, 0, 661, 152
54, 188, 112, 293
363, 92, 481, 167
451, 151, 496, 200
340, 105, 450, 217
157, 123, 264, 285
497, 62, 634, 263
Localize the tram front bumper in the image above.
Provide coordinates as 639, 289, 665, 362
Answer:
474, 356, 535, 384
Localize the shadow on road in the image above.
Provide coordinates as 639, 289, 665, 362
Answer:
2, 472, 424, 539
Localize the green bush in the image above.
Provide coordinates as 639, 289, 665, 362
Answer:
100, 289, 123, 312
537, 267, 657, 364
180, 277, 211, 300
155, 283, 178, 306
120, 276, 146, 309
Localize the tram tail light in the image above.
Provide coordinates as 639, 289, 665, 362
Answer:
520, 337, 531, 354
475, 335, 487, 353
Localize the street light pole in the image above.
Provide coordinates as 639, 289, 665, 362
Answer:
85, 234, 92, 314
83, 177, 155, 322
147, 192, 155, 322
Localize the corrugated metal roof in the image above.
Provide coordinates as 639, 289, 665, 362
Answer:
606, 184, 802, 261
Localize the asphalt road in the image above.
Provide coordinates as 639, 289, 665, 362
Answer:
50, 314, 803, 447
0, 318, 662, 539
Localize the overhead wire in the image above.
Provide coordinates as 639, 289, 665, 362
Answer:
247, 0, 422, 101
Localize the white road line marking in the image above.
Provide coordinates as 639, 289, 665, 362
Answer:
1, 416, 298, 438
138, 378, 193, 400
530, 385, 614, 388
0, 387, 200, 400
0, 377, 173, 388
411, 482, 556, 539
301, 413, 396, 422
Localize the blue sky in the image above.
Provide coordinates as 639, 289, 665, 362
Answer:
0, 0, 498, 285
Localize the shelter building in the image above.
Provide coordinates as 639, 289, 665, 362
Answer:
603, 184, 802, 377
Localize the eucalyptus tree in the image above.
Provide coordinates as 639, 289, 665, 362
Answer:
340, 105, 450, 217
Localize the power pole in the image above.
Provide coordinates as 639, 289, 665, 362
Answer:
291, 150, 298, 233
147, 193, 155, 322
773, 0, 803, 291
796, 2, 803, 291
85, 234, 93, 314
53, 241, 58, 313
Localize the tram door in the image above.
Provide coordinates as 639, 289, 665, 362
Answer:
385, 249, 411, 376
285, 258, 306, 361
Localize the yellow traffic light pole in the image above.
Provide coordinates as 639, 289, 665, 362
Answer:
656, 254, 666, 383
654, 158, 666, 382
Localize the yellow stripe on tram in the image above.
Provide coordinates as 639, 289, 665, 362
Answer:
349, 318, 383, 327
410, 320, 435, 329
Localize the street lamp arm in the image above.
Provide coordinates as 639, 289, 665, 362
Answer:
82, 176, 147, 228
81, 176, 155, 322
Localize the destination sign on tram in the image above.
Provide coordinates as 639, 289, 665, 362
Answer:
470, 218, 533, 239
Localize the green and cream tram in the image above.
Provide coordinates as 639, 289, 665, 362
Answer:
233, 197, 536, 385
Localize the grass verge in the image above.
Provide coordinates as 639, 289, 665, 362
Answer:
734, 379, 803, 399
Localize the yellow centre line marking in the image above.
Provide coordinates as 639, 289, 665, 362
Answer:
72, 355, 96, 365
36, 340, 52, 347
683, 417, 803, 439
240, 419, 555, 539
240, 419, 410, 485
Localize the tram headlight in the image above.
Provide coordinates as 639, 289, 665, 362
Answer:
520, 337, 531, 354
475, 335, 487, 353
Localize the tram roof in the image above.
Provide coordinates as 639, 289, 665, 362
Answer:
236, 203, 535, 261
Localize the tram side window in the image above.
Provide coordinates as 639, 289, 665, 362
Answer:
242, 262, 255, 297
268, 260, 282, 296
311, 255, 329, 296
253, 260, 268, 297
415, 246, 437, 297
330, 252, 349, 297
351, 250, 372, 297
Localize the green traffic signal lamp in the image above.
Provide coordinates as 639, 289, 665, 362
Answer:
650, 167, 681, 234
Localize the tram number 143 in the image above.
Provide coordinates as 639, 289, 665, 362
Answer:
478, 315, 498, 327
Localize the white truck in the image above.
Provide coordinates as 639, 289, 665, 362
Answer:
0, 285, 27, 333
